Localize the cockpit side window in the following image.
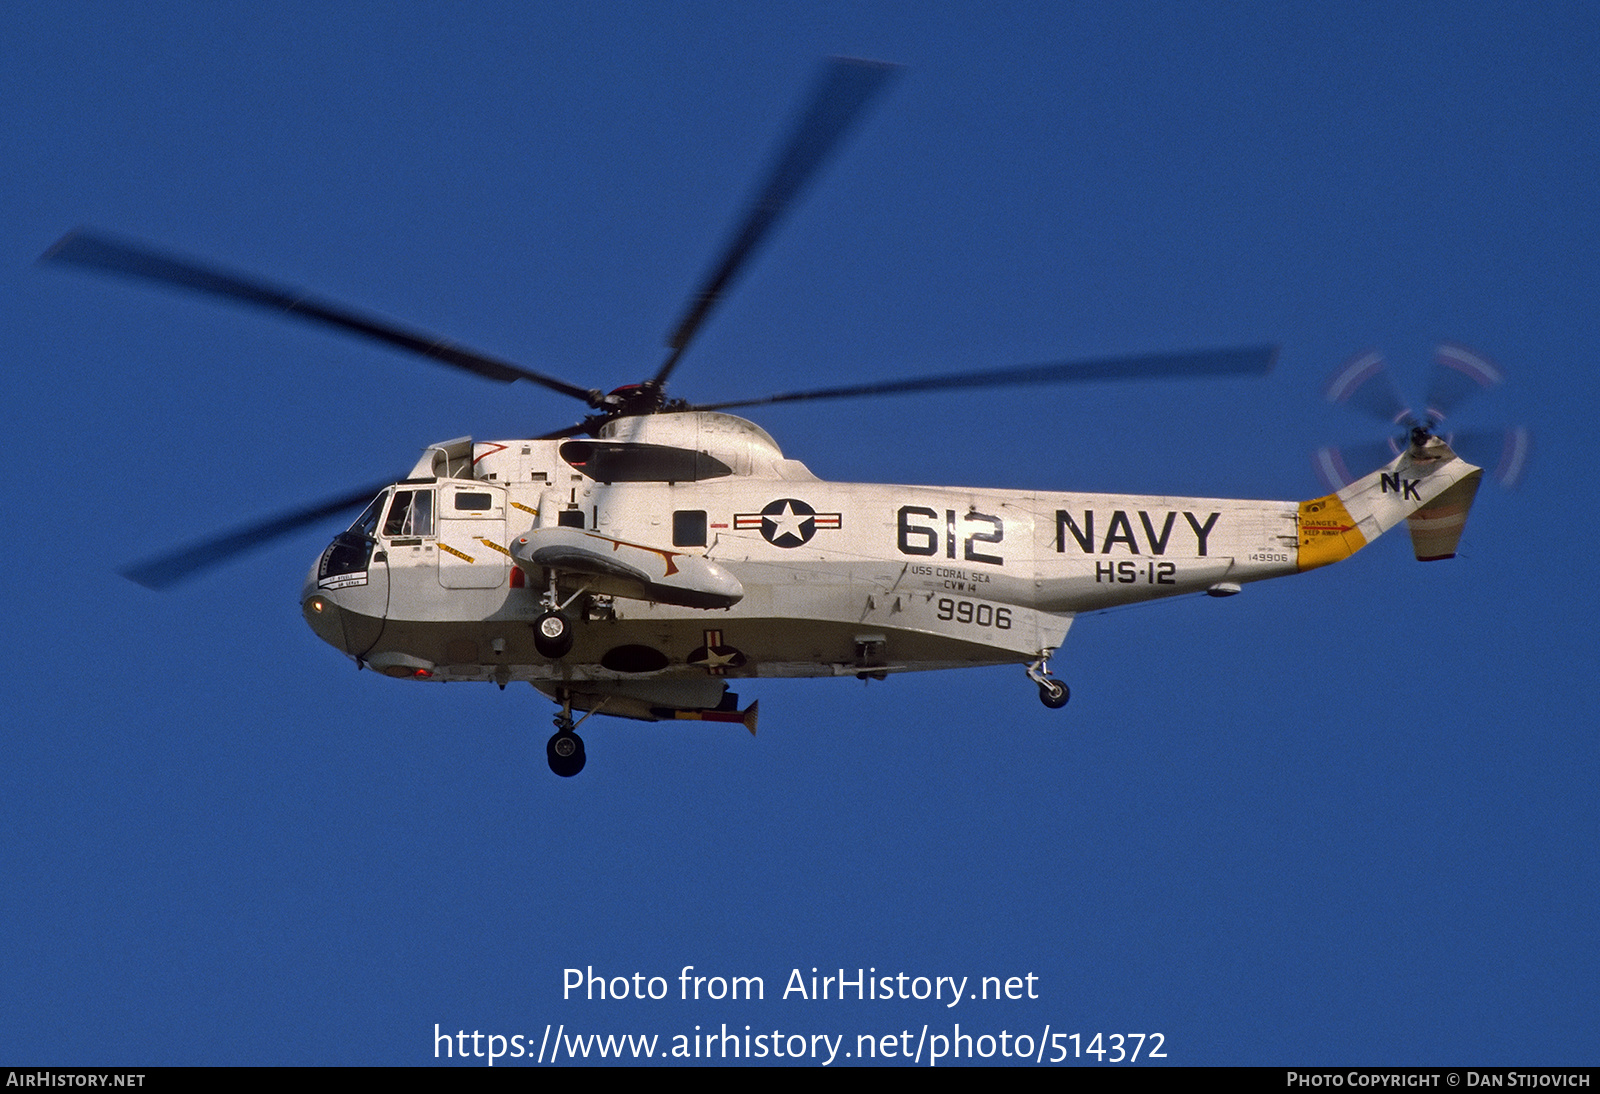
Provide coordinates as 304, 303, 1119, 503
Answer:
384, 489, 435, 538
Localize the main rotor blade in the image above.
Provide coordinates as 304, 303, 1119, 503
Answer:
691, 344, 1278, 412
654, 57, 900, 388
42, 230, 598, 404
122, 482, 390, 590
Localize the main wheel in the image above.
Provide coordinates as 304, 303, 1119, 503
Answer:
533, 611, 573, 658
1038, 679, 1070, 709
546, 730, 586, 777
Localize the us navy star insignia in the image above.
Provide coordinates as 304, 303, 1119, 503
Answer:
688, 630, 747, 676
733, 498, 842, 548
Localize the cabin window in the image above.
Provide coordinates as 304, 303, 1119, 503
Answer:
454, 491, 494, 511
557, 509, 585, 529
384, 489, 435, 538
673, 510, 707, 547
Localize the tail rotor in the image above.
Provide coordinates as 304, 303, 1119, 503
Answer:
1314, 343, 1531, 491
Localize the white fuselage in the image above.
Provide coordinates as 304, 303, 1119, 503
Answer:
300, 413, 1306, 694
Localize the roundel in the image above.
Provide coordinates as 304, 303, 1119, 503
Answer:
734, 498, 842, 548
759, 498, 819, 548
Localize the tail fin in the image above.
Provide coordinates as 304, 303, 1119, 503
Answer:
1298, 437, 1483, 571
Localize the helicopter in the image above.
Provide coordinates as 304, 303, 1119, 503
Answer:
41, 58, 1485, 777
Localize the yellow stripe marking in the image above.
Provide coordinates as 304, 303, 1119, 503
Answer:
511, 501, 538, 515
477, 538, 513, 558
1297, 494, 1366, 571
438, 542, 475, 563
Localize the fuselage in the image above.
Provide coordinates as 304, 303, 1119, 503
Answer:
301, 412, 1306, 698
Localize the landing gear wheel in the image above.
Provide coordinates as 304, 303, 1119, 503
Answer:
1038, 679, 1070, 709
533, 611, 573, 659
546, 730, 586, 777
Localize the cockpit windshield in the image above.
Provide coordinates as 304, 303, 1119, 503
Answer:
348, 492, 388, 538
321, 490, 389, 585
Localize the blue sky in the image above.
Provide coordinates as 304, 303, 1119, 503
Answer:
2, 1, 1595, 1066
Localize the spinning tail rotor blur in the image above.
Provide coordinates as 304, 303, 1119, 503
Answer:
1314, 343, 1531, 492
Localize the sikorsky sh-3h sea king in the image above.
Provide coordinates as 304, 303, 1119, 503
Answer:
43, 60, 1487, 776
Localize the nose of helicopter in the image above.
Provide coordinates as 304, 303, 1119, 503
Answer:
301, 561, 353, 653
